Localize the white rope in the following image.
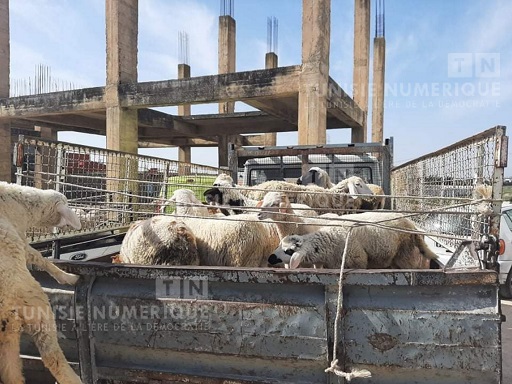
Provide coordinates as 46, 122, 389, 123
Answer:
325, 227, 372, 381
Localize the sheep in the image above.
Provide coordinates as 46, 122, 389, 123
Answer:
298, 169, 386, 211
297, 166, 334, 188
118, 216, 199, 266
363, 183, 386, 210
204, 185, 318, 217
170, 188, 280, 267
0, 182, 82, 285
213, 173, 236, 187
257, 191, 327, 239
244, 176, 379, 215
268, 211, 437, 270
0, 182, 82, 384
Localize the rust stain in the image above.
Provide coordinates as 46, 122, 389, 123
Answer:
367, 333, 398, 352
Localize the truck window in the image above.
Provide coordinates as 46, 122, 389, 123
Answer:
333, 167, 373, 184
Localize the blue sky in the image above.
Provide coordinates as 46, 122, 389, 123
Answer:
8, 0, 512, 168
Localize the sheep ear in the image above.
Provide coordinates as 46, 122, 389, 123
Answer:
57, 203, 81, 230
255, 200, 263, 207
289, 252, 303, 269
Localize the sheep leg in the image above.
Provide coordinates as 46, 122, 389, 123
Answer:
0, 332, 25, 384
21, 285, 82, 384
25, 245, 80, 285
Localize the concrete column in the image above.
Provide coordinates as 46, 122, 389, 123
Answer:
263, 52, 278, 146
177, 63, 191, 165
371, 37, 386, 143
298, 0, 330, 145
352, 0, 370, 143
217, 15, 236, 167
0, 0, 10, 181
177, 63, 191, 172
105, 0, 139, 154
105, 0, 139, 215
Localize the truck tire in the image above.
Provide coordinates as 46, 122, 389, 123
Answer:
500, 270, 512, 300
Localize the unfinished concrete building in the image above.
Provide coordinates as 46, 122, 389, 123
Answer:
0, 0, 383, 182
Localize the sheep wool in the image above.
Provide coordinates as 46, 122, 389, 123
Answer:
269, 212, 437, 270
171, 189, 280, 267
119, 216, 199, 266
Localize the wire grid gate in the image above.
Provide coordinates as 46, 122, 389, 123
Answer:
13, 136, 225, 242
391, 126, 508, 258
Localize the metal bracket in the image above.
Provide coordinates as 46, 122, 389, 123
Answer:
443, 241, 482, 271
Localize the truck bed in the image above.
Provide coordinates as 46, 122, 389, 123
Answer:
23, 262, 502, 384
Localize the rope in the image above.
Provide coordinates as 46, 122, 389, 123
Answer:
324, 227, 372, 381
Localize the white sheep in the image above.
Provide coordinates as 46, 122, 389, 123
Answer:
0, 182, 82, 384
268, 211, 437, 270
205, 185, 318, 217
257, 191, 327, 239
363, 184, 386, 210
299, 169, 386, 211
245, 176, 380, 215
170, 188, 280, 267
213, 173, 236, 187
119, 216, 199, 266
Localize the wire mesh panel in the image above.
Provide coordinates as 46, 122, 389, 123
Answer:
13, 136, 225, 242
391, 126, 507, 257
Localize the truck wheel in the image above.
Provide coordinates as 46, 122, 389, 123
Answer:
500, 270, 512, 300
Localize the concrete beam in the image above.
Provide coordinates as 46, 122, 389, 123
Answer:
298, 0, 330, 145
352, 0, 371, 142
120, 66, 300, 108
0, 87, 105, 117
327, 78, 365, 129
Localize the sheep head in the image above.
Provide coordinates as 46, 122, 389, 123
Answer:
342, 176, 374, 198
0, 183, 82, 230
268, 234, 305, 269
213, 173, 235, 187
298, 167, 333, 189
257, 192, 291, 221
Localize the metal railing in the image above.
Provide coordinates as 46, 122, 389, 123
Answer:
13, 136, 225, 242
391, 126, 508, 264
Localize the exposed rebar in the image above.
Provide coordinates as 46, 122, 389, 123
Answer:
375, 0, 385, 38
178, 31, 190, 65
266, 16, 279, 54
220, 0, 234, 17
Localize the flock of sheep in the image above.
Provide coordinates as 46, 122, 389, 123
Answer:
0, 167, 439, 383
118, 167, 437, 270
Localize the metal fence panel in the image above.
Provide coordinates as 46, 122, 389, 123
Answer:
13, 136, 225, 242
391, 126, 507, 256
22, 263, 501, 384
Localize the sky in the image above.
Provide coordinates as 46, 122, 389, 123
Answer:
7, 0, 512, 169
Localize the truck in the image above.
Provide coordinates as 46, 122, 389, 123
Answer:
15, 127, 507, 383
